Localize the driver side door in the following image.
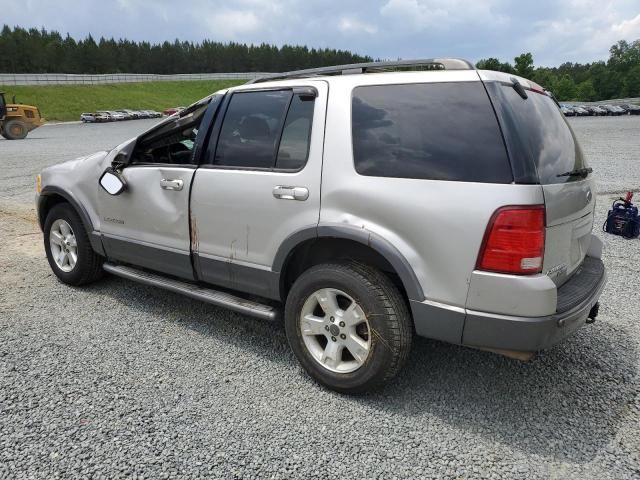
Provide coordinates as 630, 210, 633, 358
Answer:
98, 163, 197, 280
97, 97, 222, 280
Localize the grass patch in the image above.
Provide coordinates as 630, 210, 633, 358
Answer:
0, 80, 245, 122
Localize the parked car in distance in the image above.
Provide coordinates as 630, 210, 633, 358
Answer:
121, 109, 141, 119
94, 111, 112, 122
572, 106, 590, 116
115, 110, 134, 120
107, 111, 126, 121
560, 105, 574, 116
582, 106, 604, 116
35, 59, 606, 393
600, 104, 623, 116
619, 103, 640, 115
162, 106, 185, 116
80, 113, 96, 123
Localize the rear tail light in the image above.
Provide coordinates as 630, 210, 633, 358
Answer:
477, 206, 545, 275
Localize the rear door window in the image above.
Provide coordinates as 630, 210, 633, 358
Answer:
351, 82, 512, 183
214, 90, 292, 169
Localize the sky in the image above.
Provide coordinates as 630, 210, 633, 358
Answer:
2, 0, 640, 67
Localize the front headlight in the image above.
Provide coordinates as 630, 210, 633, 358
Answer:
36, 174, 41, 193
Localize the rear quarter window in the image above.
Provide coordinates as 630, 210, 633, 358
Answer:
351, 82, 513, 183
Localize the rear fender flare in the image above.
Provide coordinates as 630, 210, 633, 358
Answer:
273, 224, 424, 301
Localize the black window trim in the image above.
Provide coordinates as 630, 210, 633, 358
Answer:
479, 80, 519, 185
204, 86, 317, 174
271, 90, 295, 168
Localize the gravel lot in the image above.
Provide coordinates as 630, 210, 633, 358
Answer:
1, 117, 639, 479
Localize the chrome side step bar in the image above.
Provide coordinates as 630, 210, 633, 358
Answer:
103, 263, 279, 321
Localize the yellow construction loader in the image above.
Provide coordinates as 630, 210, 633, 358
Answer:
0, 92, 44, 140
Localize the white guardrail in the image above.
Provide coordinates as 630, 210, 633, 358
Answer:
0, 72, 266, 85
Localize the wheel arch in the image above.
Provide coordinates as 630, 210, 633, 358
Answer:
38, 186, 105, 256
274, 225, 424, 302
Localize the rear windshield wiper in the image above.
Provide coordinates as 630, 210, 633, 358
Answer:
510, 77, 528, 100
556, 167, 593, 178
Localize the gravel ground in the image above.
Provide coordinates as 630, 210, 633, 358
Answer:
0, 117, 639, 479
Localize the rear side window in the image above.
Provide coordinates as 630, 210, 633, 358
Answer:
351, 82, 512, 183
488, 84, 586, 184
214, 90, 291, 168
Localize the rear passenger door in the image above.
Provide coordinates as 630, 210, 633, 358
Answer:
190, 82, 327, 299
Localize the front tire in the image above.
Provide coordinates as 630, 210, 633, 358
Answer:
285, 262, 412, 394
44, 203, 104, 286
2, 119, 28, 140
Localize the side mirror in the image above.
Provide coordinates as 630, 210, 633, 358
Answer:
99, 168, 127, 195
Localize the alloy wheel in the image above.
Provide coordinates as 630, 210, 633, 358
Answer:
49, 219, 78, 272
299, 288, 371, 374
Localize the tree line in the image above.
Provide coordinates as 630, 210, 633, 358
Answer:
476, 40, 640, 101
0, 25, 372, 76
1, 25, 639, 101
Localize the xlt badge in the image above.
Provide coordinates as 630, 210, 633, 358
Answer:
546, 263, 567, 277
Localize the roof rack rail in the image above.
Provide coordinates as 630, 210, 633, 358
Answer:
247, 58, 475, 84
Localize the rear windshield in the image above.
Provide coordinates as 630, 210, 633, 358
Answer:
486, 83, 587, 184
351, 82, 513, 183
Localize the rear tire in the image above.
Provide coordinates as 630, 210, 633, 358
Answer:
2, 119, 28, 140
44, 203, 104, 286
285, 262, 412, 394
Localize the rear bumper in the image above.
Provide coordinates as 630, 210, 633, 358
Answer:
411, 256, 606, 352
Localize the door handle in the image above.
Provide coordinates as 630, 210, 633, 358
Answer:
160, 179, 184, 191
272, 186, 309, 201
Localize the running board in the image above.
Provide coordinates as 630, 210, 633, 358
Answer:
103, 263, 279, 321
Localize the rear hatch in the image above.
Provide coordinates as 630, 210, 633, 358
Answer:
482, 74, 595, 286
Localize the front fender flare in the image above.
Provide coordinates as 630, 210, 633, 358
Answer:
38, 186, 104, 256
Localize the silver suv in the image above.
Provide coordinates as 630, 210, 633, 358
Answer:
36, 59, 606, 393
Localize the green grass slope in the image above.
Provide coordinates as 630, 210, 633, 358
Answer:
0, 80, 244, 122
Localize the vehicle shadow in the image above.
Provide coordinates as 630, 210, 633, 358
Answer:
92, 276, 296, 366
90, 276, 637, 465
